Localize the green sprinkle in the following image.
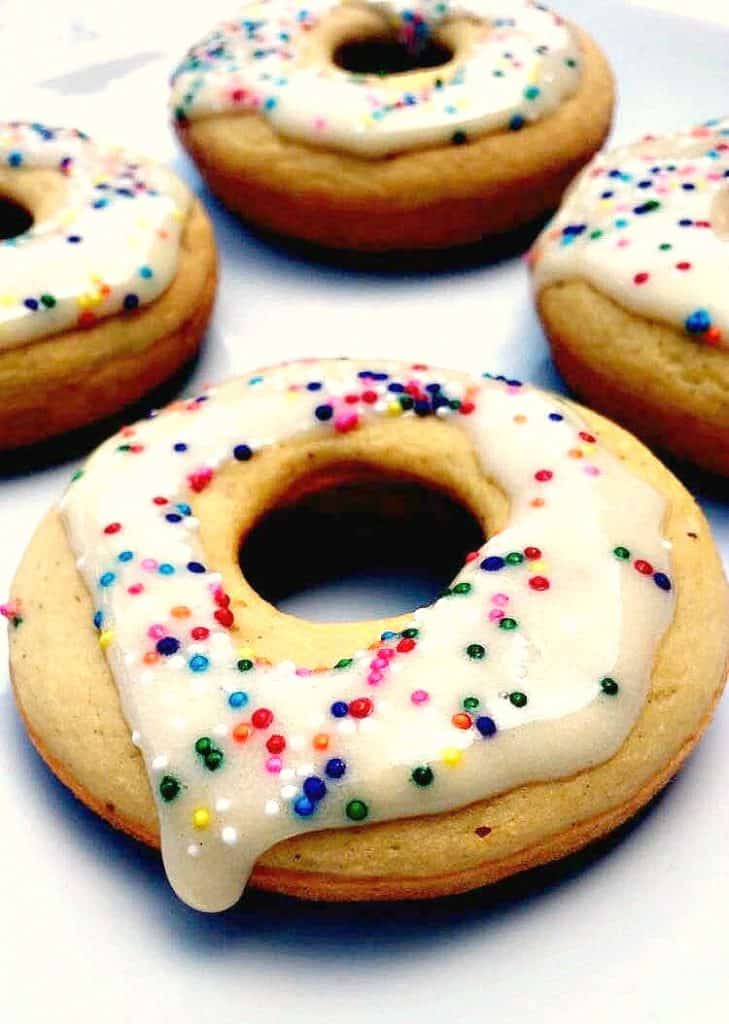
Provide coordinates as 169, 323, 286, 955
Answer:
204, 749, 224, 771
453, 582, 472, 595
346, 799, 368, 821
159, 775, 181, 802
462, 696, 480, 711
590, 229, 604, 240
613, 546, 630, 560
505, 552, 524, 565
237, 658, 254, 672
40, 293, 56, 308
411, 766, 434, 787
600, 677, 619, 696
70, 469, 84, 482
194, 737, 212, 756
466, 643, 486, 660
335, 657, 353, 669
401, 627, 419, 638
499, 618, 518, 631
509, 692, 528, 708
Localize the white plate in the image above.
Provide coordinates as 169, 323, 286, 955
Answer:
1, 2, 728, 1021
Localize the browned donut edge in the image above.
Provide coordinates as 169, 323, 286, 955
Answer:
0, 199, 217, 450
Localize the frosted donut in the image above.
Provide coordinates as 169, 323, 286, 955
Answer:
0, 122, 216, 449
170, 1, 614, 250
531, 117, 729, 475
9, 359, 728, 911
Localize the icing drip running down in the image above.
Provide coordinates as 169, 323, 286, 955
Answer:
170, 0, 581, 157
61, 360, 674, 911
532, 117, 729, 347
0, 122, 190, 349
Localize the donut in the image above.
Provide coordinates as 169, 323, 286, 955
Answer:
531, 117, 729, 475
170, 1, 614, 250
0, 121, 216, 450
9, 358, 728, 911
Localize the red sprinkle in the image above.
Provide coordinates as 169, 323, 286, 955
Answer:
349, 697, 373, 719
534, 469, 553, 482
266, 734, 286, 754
529, 575, 550, 591
459, 401, 475, 415
633, 272, 650, 285
397, 637, 416, 653
103, 522, 121, 535
634, 559, 653, 575
214, 608, 235, 628
251, 708, 273, 729
524, 546, 542, 560
191, 627, 209, 640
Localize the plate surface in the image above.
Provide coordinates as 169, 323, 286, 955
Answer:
1, 2, 728, 1021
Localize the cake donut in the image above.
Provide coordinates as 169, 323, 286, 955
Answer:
532, 117, 729, 475
0, 122, 216, 450
9, 359, 728, 911
170, 1, 614, 250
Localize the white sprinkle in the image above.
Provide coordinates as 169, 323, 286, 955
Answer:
280, 784, 297, 799
131, 730, 142, 747
264, 800, 280, 816
280, 768, 295, 781
151, 755, 168, 771
289, 735, 305, 751
215, 797, 231, 812
295, 763, 315, 778
337, 719, 356, 735
221, 827, 237, 846
213, 723, 228, 738
187, 844, 200, 858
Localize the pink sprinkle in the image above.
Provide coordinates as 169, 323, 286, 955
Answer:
489, 609, 505, 622
616, 238, 630, 248
371, 658, 388, 671
378, 648, 396, 660
584, 465, 601, 476
265, 756, 283, 774
313, 116, 327, 132
411, 689, 429, 705
128, 583, 143, 595
334, 411, 359, 433
147, 623, 166, 639
141, 558, 158, 571
295, 667, 312, 676
465, 550, 480, 562
367, 671, 383, 686
492, 592, 510, 606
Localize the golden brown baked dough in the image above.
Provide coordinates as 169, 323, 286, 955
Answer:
175, 29, 614, 251
9, 404, 728, 900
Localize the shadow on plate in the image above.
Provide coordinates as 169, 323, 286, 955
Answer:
4, 685, 679, 958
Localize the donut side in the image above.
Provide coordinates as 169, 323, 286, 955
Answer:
9, 406, 729, 901
175, 30, 614, 251
0, 200, 217, 450
537, 280, 729, 476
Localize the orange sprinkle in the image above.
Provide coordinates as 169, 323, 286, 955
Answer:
452, 712, 472, 730
568, 448, 583, 459
313, 733, 330, 750
705, 326, 722, 346
513, 414, 527, 424
530, 497, 546, 508
143, 651, 159, 665
233, 723, 252, 743
171, 605, 191, 618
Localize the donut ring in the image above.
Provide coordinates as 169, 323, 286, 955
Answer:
0, 123, 216, 450
171, 1, 614, 250
531, 117, 729, 475
9, 360, 728, 910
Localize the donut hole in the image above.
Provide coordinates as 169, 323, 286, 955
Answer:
239, 477, 484, 623
334, 35, 453, 75
0, 196, 33, 240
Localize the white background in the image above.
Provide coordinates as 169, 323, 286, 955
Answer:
1, 2, 728, 1022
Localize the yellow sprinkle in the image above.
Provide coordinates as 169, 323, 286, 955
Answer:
441, 746, 463, 767
386, 401, 402, 416
238, 645, 255, 659
192, 807, 210, 829
0, 294, 16, 307
99, 629, 114, 650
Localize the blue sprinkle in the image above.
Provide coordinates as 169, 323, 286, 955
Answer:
302, 776, 327, 802
481, 556, 505, 572
325, 757, 346, 779
99, 572, 116, 587
228, 691, 248, 709
330, 700, 348, 719
476, 715, 497, 737
187, 561, 206, 574
118, 550, 134, 562
176, 503, 192, 516
165, 513, 182, 523
380, 630, 398, 640
8, 151, 22, 167
189, 654, 209, 672
294, 795, 315, 817
549, 412, 564, 421
233, 444, 252, 461
93, 610, 103, 629
156, 636, 180, 656
173, 442, 188, 452
653, 572, 672, 591
685, 309, 711, 334
159, 563, 175, 575
139, 265, 153, 278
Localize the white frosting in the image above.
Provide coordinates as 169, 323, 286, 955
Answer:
170, 0, 581, 157
0, 122, 190, 349
60, 359, 674, 911
532, 117, 729, 346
